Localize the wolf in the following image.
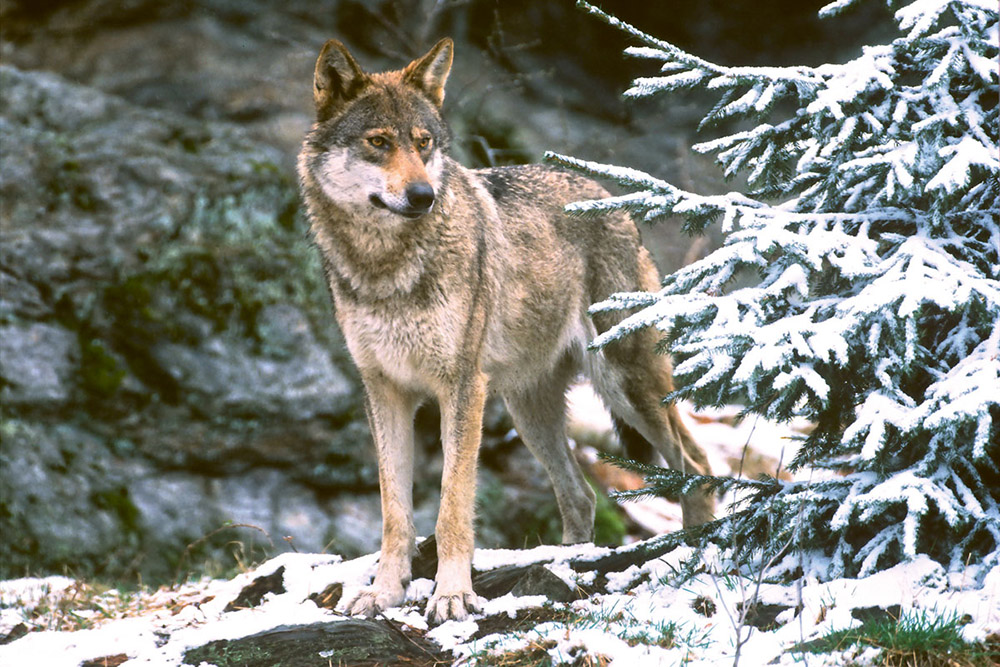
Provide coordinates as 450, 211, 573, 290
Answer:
297, 37, 715, 624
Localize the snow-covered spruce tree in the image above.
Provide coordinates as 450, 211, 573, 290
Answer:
549, 0, 999, 580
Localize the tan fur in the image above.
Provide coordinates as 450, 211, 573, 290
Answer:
298, 38, 714, 624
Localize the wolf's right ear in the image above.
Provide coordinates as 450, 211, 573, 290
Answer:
403, 38, 454, 107
313, 39, 367, 120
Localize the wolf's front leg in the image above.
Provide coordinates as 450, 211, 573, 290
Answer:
344, 373, 419, 618
426, 371, 487, 624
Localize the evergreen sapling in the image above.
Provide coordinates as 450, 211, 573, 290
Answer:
549, 0, 999, 580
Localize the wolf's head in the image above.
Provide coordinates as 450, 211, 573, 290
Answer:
300, 38, 453, 222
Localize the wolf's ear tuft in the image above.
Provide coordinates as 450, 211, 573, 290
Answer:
404, 38, 453, 107
314, 39, 367, 119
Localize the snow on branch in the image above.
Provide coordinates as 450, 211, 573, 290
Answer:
545, 152, 672, 193
926, 135, 1000, 194
574, 1, 716, 73
576, 0, 819, 103
915, 326, 1000, 460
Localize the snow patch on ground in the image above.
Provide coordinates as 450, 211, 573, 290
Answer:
1, 544, 996, 667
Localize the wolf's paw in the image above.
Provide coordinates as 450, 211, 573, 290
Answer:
425, 591, 482, 625
343, 585, 405, 618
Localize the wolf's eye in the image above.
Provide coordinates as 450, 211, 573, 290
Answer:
417, 137, 432, 150
368, 136, 387, 148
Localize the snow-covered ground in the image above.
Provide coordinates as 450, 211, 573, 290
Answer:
1, 544, 997, 666
1, 396, 995, 665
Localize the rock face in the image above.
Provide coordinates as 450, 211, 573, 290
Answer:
0, 62, 372, 582
0, 0, 659, 585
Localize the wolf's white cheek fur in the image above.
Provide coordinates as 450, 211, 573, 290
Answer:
318, 148, 381, 210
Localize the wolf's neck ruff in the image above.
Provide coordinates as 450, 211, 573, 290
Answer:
308, 190, 441, 302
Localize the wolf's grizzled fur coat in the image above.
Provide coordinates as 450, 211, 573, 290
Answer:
297, 38, 714, 624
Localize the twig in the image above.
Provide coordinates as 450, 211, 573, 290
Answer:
382, 616, 447, 664
173, 523, 273, 586
723, 434, 794, 666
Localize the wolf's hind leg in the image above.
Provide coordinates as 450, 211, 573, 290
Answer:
587, 326, 715, 527
503, 359, 596, 544
587, 239, 715, 527
343, 373, 419, 618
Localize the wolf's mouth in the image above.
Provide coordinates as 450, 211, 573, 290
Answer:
368, 194, 429, 219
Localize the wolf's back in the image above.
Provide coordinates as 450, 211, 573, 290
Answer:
471, 163, 658, 305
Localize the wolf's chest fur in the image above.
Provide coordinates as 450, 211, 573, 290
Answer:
337, 285, 470, 390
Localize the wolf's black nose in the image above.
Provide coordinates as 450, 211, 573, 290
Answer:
405, 182, 435, 211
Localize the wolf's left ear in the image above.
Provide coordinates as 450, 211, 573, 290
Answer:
403, 38, 454, 107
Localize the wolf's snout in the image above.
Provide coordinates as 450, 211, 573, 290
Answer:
405, 182, 435, 212
369, 183, 435, 219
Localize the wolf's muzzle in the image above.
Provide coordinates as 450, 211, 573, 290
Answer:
369, 182, 435, 219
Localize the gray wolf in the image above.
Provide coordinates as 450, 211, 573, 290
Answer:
297, 37, 714, 624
